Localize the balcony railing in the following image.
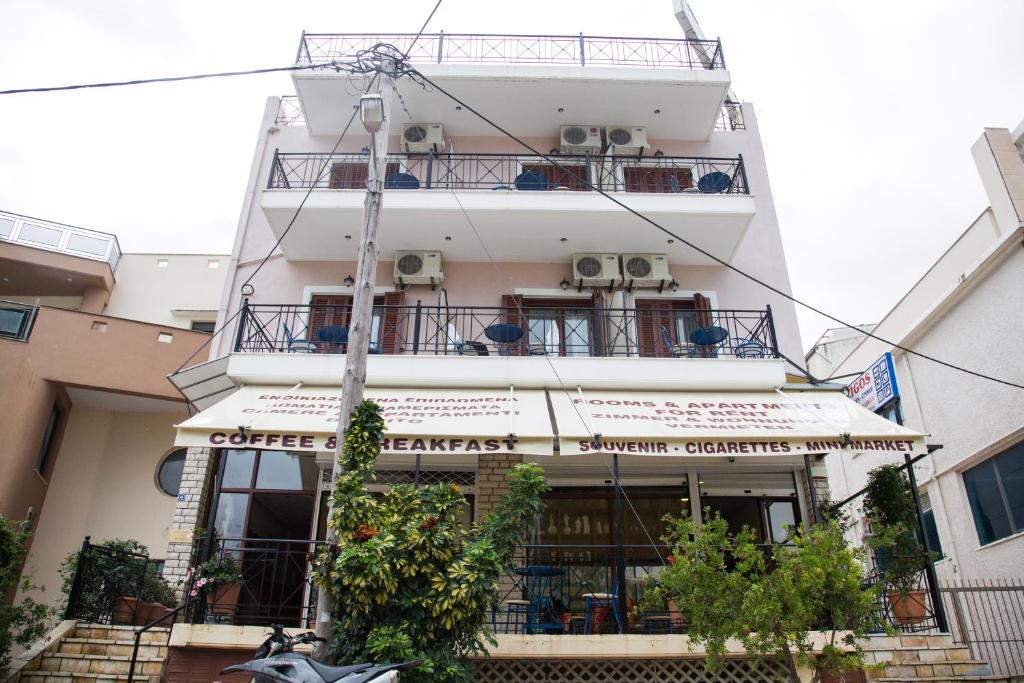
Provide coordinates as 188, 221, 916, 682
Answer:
275, 95, 305, 126
297, 32, 725, 70
232, 303, 779, 360
268, 152, 749, 194
0, 300, 38, 341
0, 210, 121, 269
714, 101, 745, 131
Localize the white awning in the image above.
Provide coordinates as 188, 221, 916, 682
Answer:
175, 385, 555, 456
550, 388, 926, 457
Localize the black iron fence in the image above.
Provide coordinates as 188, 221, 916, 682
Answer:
942, 579, 1024, 678
63, 537, 166, 625
268, 151, 749, 195
185, 536, 327, 627
0, 300, 37, 341
298, 32, 725, 70
232, 302, 779, 360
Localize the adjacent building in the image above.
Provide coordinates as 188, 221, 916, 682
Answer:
0, 208, 228, 600
823, 119, 1024, 583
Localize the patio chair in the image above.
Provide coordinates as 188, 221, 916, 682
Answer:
582, 589, 623, 634
282, 323, 317, 353
732, 337, 767, 358
659, 325, 692, 358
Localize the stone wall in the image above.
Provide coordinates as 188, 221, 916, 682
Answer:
474, 452, 525, 522
162, 447, 216, 595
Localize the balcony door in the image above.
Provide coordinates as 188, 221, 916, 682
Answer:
308, 291, 405, 353
635, 293, 710, 357
502, 294, 601, 356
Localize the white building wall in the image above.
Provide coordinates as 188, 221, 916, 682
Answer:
105, 253, 229, 329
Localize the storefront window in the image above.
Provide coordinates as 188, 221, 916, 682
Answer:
255, 451, 317, 490
222, 449, 257, 488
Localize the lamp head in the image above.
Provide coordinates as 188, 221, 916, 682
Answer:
359, 93, 384, 134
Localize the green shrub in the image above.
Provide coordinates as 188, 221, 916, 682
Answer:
59, 538, 153, 621
1, 517, 53, 677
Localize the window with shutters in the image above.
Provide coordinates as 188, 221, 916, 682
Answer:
328, 161, 399, 189
623, 166, 694, 193
635, 295, 708, 357
520, 163, 589, 191
503, 294, 601, 356
308, 291, 405, 353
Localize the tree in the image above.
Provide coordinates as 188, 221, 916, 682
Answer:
640, 511, 883, 682
1, 517, 53, 677
314, 400, 548, 682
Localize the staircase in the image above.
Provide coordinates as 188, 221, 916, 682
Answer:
16, 623, 169, 683
864, 633, 1010, 683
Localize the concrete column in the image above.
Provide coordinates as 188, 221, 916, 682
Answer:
162, 447, 216, 596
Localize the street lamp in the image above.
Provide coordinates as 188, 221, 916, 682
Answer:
359, 94, 384, 134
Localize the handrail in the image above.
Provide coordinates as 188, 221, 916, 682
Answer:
125, 603, 186, 682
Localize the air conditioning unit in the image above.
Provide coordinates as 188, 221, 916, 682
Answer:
620, 253, 670, 287
394, 250, 444, 285
560, 125, 602, 154
401, 123, 444, 153
572, 253, 621, 286
605, 126, 648, 155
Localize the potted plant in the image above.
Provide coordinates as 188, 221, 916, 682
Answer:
189, 550, 243, 619
863, 464, 933, 625
60, 538, 154, 625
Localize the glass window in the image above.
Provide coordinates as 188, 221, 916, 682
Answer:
17, 222, 61, 246
673, 309, 700, 346
66, 233, 109, 256
157, 448, 187, 496
212, 492, 249, 543
36, 403, 63, 475
767, 501, 797, 543
563, 311, 591, 357
922, 509, 943, 560
190, 321, 215, 333
255, 451, 316, 490
222, 449, 257, 488
963, 445, 1024, 545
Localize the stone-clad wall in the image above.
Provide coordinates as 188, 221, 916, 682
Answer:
474, 452, 526, 522
162, 447, 216, 595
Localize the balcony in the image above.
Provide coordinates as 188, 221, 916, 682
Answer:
260, 152, 755, 263
0, 210, 121, 269
291, 33, 731, 139
232, 302, 779, 360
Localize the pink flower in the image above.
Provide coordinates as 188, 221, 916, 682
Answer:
195, 578, 208, 588
189, 590, 198, 598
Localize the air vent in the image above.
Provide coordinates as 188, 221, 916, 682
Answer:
624, 256, 652, 279
393, 250, 444, 286
572, 253, 621, 286
401, 123, 444, 153
620, 253, 669, 287
396, 253, 424, 276
560, 125, 601, 154
576, 256, 602, 278
605, 126, 648, 155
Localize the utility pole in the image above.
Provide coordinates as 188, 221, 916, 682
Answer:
314, 60, 395, 660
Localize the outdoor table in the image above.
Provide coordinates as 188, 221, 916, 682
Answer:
689, 325, 728, 358
484, 323, 525, 356
513, 565, 565, 633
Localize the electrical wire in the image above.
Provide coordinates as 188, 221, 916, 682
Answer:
409, 69, 1024, 392
404, 0, 445, 59
0, 64, 327, 96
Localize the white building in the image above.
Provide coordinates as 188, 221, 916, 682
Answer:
825, 119, 1024, 583
805, 324, 877, 381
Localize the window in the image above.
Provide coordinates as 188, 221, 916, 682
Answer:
157, 448, 188, 496
963, 442, 1024, 545
36, 403, 65, 475
635, 293, 711, 357
190, 321, 216, 334
522, 298, 593, 356
919, 491, 943, 560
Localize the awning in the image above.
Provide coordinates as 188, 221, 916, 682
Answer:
551, 389, 926, 457
175, 385, 554, 456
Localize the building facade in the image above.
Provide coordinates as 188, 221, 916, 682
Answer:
148, 6, 930, 679
824, 120, 1024, 583
0, 209, 228, 601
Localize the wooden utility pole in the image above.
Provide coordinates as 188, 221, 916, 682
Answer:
314, 61, 395, 659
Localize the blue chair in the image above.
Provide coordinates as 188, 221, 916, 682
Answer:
491, 599, 530, 634
697, 171, 733, 193
583, 589, 623, 634
282, 323, 317, 353
514, 170, 548, 191
384, 172, 420, 189
732, 337, 767, 358
659, 325, 691, 358
667, 174, 682, 193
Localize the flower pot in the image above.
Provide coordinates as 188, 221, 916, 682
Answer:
113, 596, 141, 625
143, 601, 172, 625
206, 581, 242, 618
888, 589, 928, 625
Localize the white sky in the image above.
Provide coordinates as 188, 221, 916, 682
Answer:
1, 1, 1022, 351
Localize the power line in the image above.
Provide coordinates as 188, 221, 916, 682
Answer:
0, 64, 327, 96
405, 0, 444, 58
409, 69, 1024, 392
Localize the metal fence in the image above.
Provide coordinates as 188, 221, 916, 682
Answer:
275, 95, 305, 126
298, 32, 725, 70
232, 302, 779, 360
941, 579, 1024, 678
0, 300, 38, 341
268, 151, 749, 195
63, 537, 164, 625
715, 102, 746, 131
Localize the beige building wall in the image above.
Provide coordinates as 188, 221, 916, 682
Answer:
105, 253, 229, 330
21, 406, 188, 606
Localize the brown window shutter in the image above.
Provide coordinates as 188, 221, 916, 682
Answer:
329, 163, 367, 189
500, 294, 525, 356
635, 299, 674, 357
379, 291, 405, 354
693, 292, 712, 328
591, 290, 606, 356
309, 295, 352, 343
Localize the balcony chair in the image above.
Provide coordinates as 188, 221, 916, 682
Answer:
514, 170, 548, 191
582, 589, 623, 635
491, 599, 530, 634
455, 340, 489, 356
732, 337, 768, 358
384, 172, 420, 189
697, 171, 733, 193
659, 325, 694, 358
282, 323, 317, 353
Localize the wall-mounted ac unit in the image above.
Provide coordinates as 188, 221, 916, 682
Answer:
394, 250, 444, 285
605, 126, 648, 155
620, 253, 670, 287
401, 123, 444, 153
560, 125, 602, 154
572, 253, 621, 286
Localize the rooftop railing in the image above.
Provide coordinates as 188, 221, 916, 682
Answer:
0, 210, 121, 269
268, 151, 749, 195
232, 302, 779, 360
297, 32, 725, 70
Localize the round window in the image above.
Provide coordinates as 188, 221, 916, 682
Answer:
157, 448, 187, 496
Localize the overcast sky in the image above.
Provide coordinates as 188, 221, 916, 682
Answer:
1, 1, 1021, 351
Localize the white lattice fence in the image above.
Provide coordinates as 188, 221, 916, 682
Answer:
473, 658, 791, 682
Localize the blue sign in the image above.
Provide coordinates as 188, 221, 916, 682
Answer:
845, 352, 900, 412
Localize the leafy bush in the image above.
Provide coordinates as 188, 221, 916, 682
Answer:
1, 516, 53, 677
314, 400, 548, 682
640, 511, 883, 681
59, 538, 154, 620
863, 464, 932, 594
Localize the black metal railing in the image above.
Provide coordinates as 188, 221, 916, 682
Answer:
714, 101, 746, 131
268, 151, 749, 195
232, 302, 779, 360
275, 95, 305, 126
298, 32, 725, 70
863, 560, 944, 634
185, 536, 327, 627
0, 300, 38, 341
63, 536, 166, 625
942, 579, 1024, 678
